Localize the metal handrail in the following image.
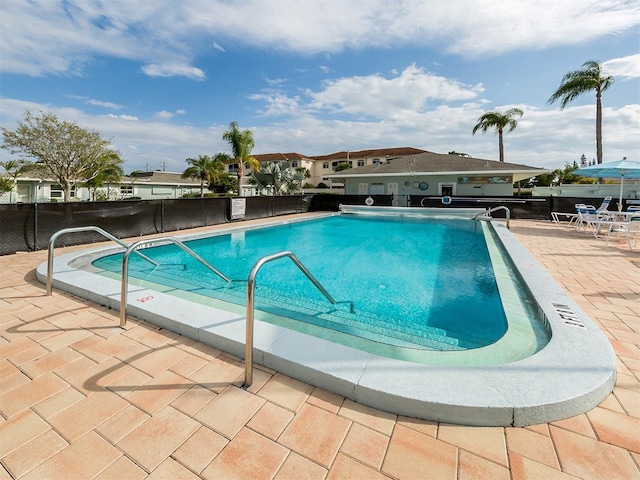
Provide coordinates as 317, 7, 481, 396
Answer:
120, 237, 231, 327
46, 226, 159, 296
474, 206, 511, 229
244, 250, 354, 386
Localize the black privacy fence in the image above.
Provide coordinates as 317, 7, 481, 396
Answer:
0, 196, 313, 255
1, 194, 607, 256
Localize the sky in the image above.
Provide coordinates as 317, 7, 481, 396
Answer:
1, 0, 639, 175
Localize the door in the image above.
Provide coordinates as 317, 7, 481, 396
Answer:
387, 182, 399, 206
358, 183, 368, 195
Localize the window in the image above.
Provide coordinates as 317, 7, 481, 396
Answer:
322, 162, 329, 169
228, 163, 239, 173
291, 161, 298, 168
51, 185, 75, 199
120, 185, 134, 195
372, 158, 381, 165
358, 160, 364, 167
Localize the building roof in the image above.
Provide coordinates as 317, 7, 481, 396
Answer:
126, 171, 202, 185
253, 152, 309, 163
325, 151, 547, 182
312, 147, 427, 161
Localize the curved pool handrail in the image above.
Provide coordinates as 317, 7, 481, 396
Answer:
46, 226, 159, 296
475, 206, 511, 230
120, 237, 231, 327
244, 250, 354, 387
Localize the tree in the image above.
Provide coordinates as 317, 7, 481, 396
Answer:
472, 108, 523, 162
448, 151, 470, 157
83, 152, 124, 201
548, 60, 614, 164
250, 161, 304, 195
334, 162, 352, 172
1, 110, 120, 202
222, 122, 259, 195
181, 154, 225, 197
0, 160, 31, 201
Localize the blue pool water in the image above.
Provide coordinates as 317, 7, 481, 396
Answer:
93, 214, 517, 351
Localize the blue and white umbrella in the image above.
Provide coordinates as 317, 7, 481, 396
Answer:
573, 159, 640, 211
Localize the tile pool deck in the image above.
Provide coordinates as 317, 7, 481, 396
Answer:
0, 217, 639, 479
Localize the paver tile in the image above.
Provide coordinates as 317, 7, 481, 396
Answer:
194, 385, 266, 439
117, 405, 200, 472
170, 384, 217, 417
505, 427, 559, 469
148, 457, 201, 479
279, 403, 351, 468
19, 346, 82, 378
273, 452, 327, 480
326, 453, 389, 480
458, 450, 510, 480
94, 455, 147, 480
339, 422, 389, 470
382, 424, 457, 480
0, 371, 68, 417
550, 424, 640, 480
201, 427, 289, 480
48, 389, 129, 441
32, 386, 85, 420
188, 355, 245, 392
338, 398, 396, 435
0, 409, 51, 458
396, 415, 438, 438
125, 369, 193, 415
1, 429, 68, 479
587, 406, 640, 453
257, 373, 314, 412
438, 423, 507, 466
508, 452, 578, 480
95, 404, 150, 444
21, 431, 121, 480
305, 386, 344, 414
171, 425, 228, 474
247, 401, 295, 440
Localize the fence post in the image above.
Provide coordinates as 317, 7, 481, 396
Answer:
33, 203, 38, 251
160, 199, 165, 233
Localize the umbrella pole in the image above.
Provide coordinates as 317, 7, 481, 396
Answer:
618, 174, 624, 212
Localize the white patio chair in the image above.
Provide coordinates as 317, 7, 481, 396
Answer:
605, 214, 640, 251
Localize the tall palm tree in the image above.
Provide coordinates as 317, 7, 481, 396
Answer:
222, 121, 259, 195
472, 108, 524, 162
548, 60, 614, 164
181, 154, 224, 197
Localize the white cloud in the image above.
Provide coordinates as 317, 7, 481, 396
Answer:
2, 0, 638, 76
155, 109, 187, 120
141, 64, 205, 80
307, 65, 484, 118
87, 99, 125, 110
603, 54, 640, 79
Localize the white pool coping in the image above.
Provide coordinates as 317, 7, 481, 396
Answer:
36, 213, 616, 426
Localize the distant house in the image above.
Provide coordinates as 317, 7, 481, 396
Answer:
325, 151, 547, 202
0, 171, 202, 203
241, 147, 428, 192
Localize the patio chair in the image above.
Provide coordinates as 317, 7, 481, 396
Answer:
596, 196, 612, 213
551, 203, 583, 225
576, 205, 623, 238
605, 214, 640, 251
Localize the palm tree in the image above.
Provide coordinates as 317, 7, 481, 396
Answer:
472, 108, 524, 162
548, 60, 614, 164
181, 155, 224, 197
84, 152, 124, 201
222, 122, 259, 195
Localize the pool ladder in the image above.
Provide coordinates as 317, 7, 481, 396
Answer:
474, 206, 511, 230
46, 227, 352, 389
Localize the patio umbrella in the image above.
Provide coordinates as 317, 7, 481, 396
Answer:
573, 159, 640, 211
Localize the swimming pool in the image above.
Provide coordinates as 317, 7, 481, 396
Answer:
37, 209, 616, 426
91, 211, 546, 363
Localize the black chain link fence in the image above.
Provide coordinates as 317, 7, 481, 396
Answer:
0, 196, 312, 255
1, 194, 616, 255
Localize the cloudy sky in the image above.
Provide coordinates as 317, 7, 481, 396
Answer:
1, 0, 638, 174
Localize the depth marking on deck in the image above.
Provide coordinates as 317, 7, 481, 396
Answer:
552, 303, 586, 329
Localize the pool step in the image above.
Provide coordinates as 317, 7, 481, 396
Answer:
100, 261, 483, 351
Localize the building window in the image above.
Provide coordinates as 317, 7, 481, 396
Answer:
51, 185, 75, 199
228, 163, 239, 173
291, 161, 298, 168
357, 160, 364, 167
372, 158, 381, 165
120, 185, 134, 195
322, 162, 329, 169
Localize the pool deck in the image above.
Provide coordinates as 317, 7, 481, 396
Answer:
1, 217, 639, 479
